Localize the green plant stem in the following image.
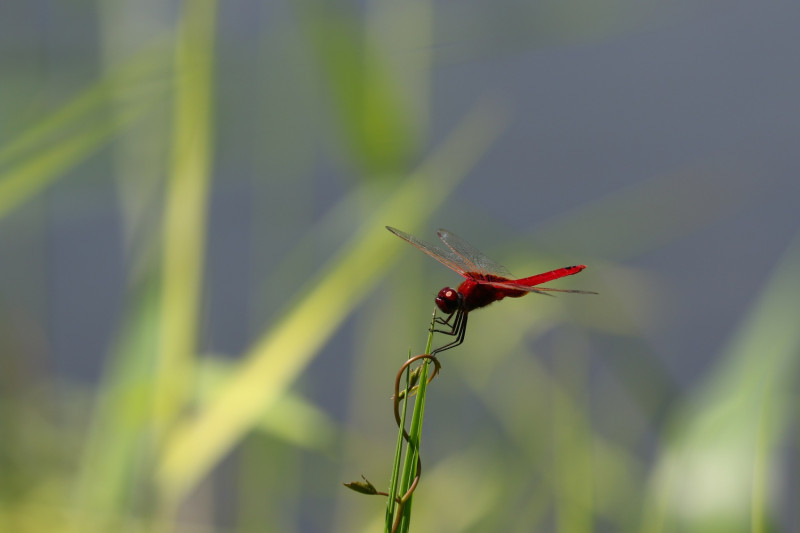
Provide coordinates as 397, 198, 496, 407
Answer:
385, 351, 412, 529
385, 309, 437, 533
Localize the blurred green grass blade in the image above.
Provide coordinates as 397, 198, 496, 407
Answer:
750, 392, 770, 533
0, 39, 171, 170
366, 0, 433, 144
553, 340, 593, 533
156, 100, 509, 504
70, 279, 161, 531
152, 0, 217, 440
458, 323, 648, 530
643, 232, 800, 531
436, 0, 704, 65
398, 446, 506, 532
300, 0, 430, 174
250, 392, 338, 453
195, 357, 338, 452
530, 160, 760, 260
0, 103, 149, 220
0, 41, 171, 220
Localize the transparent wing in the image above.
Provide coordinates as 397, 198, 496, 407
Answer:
533, 287, 598, 294
488, 281, 598, 295
386, 226, 473, 277
436, 228, 514, 278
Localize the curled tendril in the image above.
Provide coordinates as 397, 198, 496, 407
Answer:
393, 353, 441, 435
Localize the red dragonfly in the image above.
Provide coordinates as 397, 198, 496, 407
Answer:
387, 226, 596, 355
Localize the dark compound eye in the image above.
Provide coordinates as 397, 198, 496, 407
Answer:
435, 287, 460, 314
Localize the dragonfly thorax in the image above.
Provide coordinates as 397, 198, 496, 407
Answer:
435, 287, 461, 314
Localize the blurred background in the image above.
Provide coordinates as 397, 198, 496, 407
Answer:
1, 0, 799, 531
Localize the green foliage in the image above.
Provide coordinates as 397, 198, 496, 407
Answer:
0, 1, 796, 532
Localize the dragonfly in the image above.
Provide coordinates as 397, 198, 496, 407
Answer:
387, 226, 596, 356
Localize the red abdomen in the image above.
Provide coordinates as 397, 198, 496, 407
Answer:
515, 265, 586, 286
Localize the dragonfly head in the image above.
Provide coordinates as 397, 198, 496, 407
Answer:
435, 287, 461, 315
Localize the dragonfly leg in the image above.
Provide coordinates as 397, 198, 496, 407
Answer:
431, 311, 468, 356
432, 308, 462, 336
434, 313, 454, 327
